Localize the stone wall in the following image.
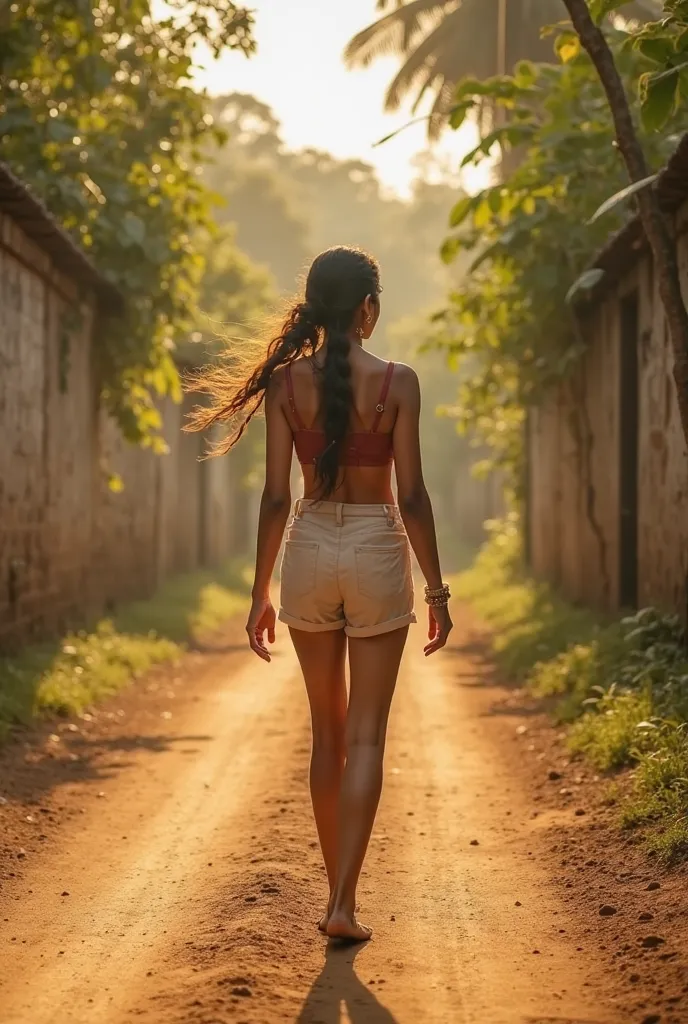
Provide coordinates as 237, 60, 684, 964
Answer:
0, 211, 239, 651
527, 208, 688, 620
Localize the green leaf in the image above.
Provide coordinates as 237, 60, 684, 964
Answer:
473, 198, 492, 230
588, 173, 659, 223
636, 37, 676, 65
565, 268, 605, 304
555, 32, 581, 64
460, 123, 535, 169
488, 188, 505, 215
449, 100, 473, 130
641, 67, 681, 131
440, 236, 464, 265
449, 195, 474, 228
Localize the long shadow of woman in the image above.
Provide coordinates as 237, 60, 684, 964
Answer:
297, 942, 398, 1024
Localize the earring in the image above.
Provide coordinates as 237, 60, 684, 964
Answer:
365, 314, 372, 323
356, 326, 364, 338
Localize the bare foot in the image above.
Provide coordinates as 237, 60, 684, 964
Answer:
326, 913, 373, 943
317, 895, 334, 933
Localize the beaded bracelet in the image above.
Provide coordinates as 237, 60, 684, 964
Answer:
424, 582, 451, 606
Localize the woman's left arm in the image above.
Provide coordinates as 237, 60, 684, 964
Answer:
247, 373, 294, 661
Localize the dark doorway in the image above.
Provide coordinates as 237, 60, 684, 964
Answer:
619, 291, 640, 608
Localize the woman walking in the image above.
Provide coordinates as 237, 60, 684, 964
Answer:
188, 246, 452, 942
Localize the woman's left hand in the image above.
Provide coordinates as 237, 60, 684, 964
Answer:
246, 595, 276, 662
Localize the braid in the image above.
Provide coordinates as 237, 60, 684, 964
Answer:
304, 247, 381, 498
185, 245, 381, 487
314, 322, 353, 496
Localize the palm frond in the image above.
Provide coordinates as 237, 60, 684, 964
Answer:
384, 3, 498, 111
343, 0, 457, 68
349, 0, 661, 140
428, 81, 459, 139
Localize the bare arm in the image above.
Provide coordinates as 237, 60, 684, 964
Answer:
392, 364, 452, 654
393, 364, 443, 590
247, 373, 293, 660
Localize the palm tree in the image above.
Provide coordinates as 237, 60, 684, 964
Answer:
344, 0, 660, 138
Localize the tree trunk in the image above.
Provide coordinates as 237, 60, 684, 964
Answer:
562, 0, 688, 452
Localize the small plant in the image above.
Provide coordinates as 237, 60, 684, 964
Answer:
0, 563, 250, 741
460, 523, 688, 861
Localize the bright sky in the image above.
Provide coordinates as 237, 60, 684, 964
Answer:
189, 0, 486, 198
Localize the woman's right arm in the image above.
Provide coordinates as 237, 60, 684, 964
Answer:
246, 372, 293, 661
392, 364, 453, 655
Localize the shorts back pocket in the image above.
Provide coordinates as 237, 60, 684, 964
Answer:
281, 540, 319, 599
354, 544, 408, 601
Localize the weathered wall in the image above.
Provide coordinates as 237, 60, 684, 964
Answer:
637, 217, 688, 618
0, 210, 98, 642
0, 212, 238, 651
528, 206, 688, 620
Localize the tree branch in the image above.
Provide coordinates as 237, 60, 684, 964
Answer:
562, 0, 688, 452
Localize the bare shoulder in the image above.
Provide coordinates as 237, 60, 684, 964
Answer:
391, 361, 420, 395
267, 363, 288, 402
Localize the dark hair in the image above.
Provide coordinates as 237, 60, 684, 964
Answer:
185, 245, 381, 498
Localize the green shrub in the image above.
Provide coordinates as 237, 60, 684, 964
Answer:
0, 563, 250, 740
459, 523, 688, 861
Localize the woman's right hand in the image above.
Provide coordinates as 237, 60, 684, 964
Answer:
424, 603, 453, 656
246, 595, 276, 663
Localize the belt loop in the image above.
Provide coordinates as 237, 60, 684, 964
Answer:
335, 502, 343, 527
294, 498, 303, 519
383, 503, 395, 528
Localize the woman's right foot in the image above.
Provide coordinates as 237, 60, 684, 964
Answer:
326, 913, 373, 943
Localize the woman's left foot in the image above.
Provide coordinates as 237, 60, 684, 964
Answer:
317, 897, 334, 933
326, 912, 373, 943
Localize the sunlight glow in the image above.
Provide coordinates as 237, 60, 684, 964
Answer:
178, 0, 493, 198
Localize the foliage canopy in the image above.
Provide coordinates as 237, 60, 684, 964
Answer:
435, 24, 688, 479
0, 1, 255, 447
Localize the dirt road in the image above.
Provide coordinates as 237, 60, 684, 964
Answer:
1, 612, 685, 1024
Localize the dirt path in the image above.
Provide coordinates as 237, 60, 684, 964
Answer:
1, 612, 686, 1024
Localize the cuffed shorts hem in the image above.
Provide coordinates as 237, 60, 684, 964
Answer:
345, 612, 417, 638
278, 609, 346, 633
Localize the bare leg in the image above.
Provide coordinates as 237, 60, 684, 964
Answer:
289, 627, 347, 930
327, 626, 409, 942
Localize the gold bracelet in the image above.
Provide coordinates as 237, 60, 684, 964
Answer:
424, 582, 451, 606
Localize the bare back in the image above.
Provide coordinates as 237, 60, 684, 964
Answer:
278, 345, 408, 504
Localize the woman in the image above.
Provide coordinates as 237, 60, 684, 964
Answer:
188, 246, 452, 943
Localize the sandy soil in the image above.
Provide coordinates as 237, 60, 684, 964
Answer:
1, 608, 687, 1024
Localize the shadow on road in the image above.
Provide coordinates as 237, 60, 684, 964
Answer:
0, 730, 213, 805
298, 941, 398, 1023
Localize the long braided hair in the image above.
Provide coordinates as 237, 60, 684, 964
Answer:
185, 246, 381, 498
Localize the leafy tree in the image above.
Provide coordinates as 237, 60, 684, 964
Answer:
622, 0, 688, 131
562, 0, 688, 448
344, 0, 657, 137
0, 1, 255, 446
434, 26, 688, 479
202, 93, 459, 325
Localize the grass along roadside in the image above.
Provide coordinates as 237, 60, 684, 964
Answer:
457, 516, 688, 863
0, 562, 250, 742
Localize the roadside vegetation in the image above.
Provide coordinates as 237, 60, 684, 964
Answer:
0, 564, 250, 742
458, 517, 688, 863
